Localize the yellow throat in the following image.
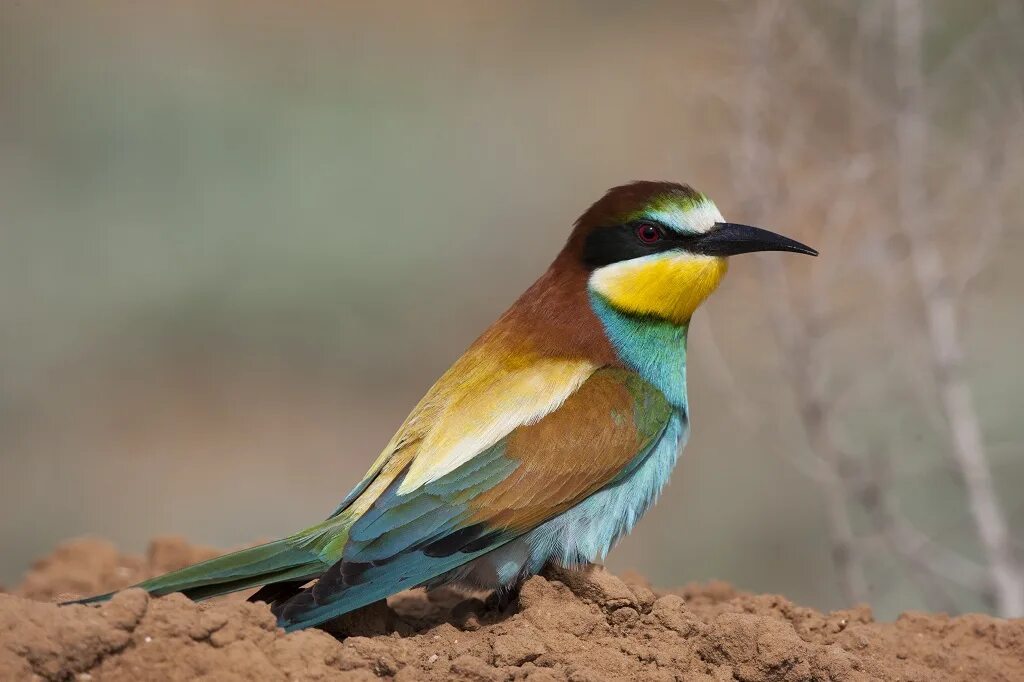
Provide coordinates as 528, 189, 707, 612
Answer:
589, 252, 729, 325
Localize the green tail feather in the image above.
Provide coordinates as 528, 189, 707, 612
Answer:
69, 538, 327, 605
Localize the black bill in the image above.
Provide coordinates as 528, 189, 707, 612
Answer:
693, 222, 818, 257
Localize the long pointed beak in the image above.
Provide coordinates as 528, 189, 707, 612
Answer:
693, 222, 818, 257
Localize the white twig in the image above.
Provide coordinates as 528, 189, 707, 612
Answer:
735, 0, 869, 606
895, 0, 1024, 618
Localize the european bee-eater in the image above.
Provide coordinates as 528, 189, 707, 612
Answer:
73, 181, 816, 631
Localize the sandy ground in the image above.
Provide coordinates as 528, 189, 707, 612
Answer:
1, 538, 1022, 681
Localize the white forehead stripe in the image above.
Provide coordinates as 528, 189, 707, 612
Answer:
644, 199, 724, 234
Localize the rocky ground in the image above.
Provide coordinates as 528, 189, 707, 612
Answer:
1, 537, 1022, 681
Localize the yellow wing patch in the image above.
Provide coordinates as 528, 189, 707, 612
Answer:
398, 356, 596, 493
589, 252, 728, 325
361, 334, 597, 495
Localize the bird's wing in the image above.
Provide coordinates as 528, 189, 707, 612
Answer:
326, 337, 601, 521
278, 364, 673, 631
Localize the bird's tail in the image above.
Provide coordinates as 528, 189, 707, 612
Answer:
68, 537, 328, 605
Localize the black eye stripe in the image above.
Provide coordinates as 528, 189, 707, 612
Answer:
582, 221, 699, 268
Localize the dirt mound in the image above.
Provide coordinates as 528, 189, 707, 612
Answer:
2, 538, 1022, 681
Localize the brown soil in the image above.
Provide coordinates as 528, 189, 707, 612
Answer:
2, 538, 1022, 681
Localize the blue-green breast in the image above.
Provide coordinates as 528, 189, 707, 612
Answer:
588, 291, 688, 411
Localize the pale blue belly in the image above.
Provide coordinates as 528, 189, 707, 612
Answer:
452, 409, 689, 589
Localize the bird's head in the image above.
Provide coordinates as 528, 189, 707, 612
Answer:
568, 181, 817, 325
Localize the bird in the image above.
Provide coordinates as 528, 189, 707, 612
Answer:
70, 181, 817, 632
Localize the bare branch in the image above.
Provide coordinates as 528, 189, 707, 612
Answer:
722, 0, 1020, 616
895, 0, 1024, 617
856, 446, 991, 596
734, 0, 869, 606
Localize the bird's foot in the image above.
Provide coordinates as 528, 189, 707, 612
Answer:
485, 582, 523, 614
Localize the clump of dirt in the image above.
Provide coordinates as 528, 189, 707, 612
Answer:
2, 538, 1023, 681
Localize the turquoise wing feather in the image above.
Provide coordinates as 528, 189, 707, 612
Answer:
277, 443, 522, 630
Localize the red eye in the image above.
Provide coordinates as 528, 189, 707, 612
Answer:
635, 223, 663, 244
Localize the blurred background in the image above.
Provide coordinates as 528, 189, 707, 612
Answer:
2, 1, 1022, 619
